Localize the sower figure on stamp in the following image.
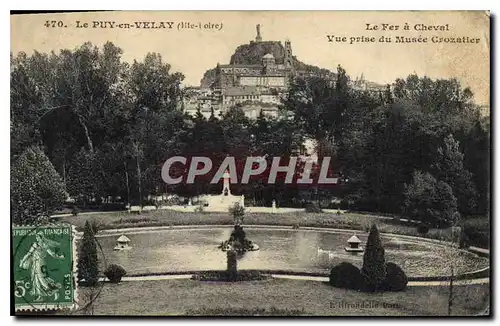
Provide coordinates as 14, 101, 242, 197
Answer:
19, 234, 65, 302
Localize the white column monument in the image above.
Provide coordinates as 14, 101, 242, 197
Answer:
222, 170, 231, 196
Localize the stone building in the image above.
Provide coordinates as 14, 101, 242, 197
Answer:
184, 25, 298, 118
351, 73, 387, 93
183, 25, 384, 119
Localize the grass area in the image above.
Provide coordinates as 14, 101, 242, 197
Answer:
72, 278, 489, 316
59, 209, 455, 242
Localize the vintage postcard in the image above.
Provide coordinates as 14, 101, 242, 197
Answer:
10, 11, 490, 316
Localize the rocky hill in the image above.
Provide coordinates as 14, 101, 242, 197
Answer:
200, 40, 335, 88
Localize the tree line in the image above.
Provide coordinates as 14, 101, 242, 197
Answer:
11, 42, 489, 227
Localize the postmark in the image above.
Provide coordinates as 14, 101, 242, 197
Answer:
12, 224, 77, 312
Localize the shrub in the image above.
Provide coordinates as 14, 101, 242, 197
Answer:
104, 264, 127, 283
339, 199, 349, 210
417, 223, 430, 235
361, 224, 386, 292
383, 262, 408, 291
195, 204, 205, 213
403, 171, 459, 228
99, 203, 127, 211
71, 206, 80, 216
229, 202, 245, 225
305, 202, 323, 213
141, 199, 157, 207
329, 262, 363, 290
327, 202, 339, 209
460, 217, 490, 248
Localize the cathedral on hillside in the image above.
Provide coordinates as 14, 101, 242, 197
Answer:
212, 24, 295, 91
182, 24, 385, 119
184, 25, 301, 119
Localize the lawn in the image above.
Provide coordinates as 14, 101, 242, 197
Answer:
72, 278, 490, 316
59, 210, 455, 242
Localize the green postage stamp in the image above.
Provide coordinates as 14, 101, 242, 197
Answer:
12, 224, 77, 312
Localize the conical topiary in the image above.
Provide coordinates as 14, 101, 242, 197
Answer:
77, 221, 99, 286
361, 224, 386, 291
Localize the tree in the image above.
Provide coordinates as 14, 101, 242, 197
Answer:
403, 171, 459, 227
220, 106, 253, 157
432, 134, 478, 216
281, 67, 349, 160
10, 44, 188, 206
66, 148, 104, 206
127, 52, 184, 112
10, 52, 51, 159
11, 146, 67, 225
460, 118, 490, 215
354, 101, 429, 213
343, 73, 482, 214
77, 221, 99, 286
392, 74, 474, 119
361, 224, 386, 291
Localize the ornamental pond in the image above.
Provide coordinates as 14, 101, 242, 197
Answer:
95, 227, 488, 278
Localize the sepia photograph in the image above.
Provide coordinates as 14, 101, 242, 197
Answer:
10, 10, 490, 317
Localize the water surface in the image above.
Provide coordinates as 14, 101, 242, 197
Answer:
95, 227, 488, 277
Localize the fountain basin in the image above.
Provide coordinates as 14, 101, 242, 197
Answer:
94, 226, 488, 278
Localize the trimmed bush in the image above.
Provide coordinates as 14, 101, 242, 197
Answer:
416, 223, 430, 235
104, 264, 127, 283
383, 262, 408, 291
361, 224, 386, 292
329, 262, 363, 290
77, 221, 99, 286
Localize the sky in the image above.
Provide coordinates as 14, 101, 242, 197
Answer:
11, 11, 490, 106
